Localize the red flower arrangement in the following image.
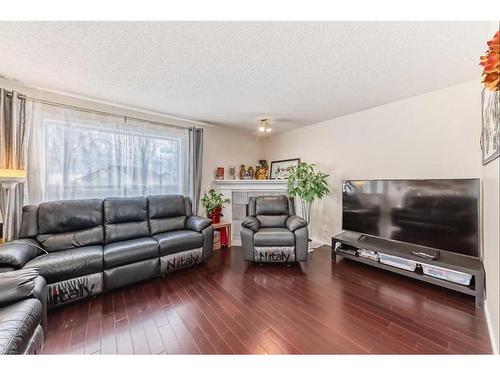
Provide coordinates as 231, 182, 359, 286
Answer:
480, 31, 500, 91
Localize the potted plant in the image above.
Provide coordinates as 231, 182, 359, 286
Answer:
201, 189, 231, 224
287, 162, 329, 246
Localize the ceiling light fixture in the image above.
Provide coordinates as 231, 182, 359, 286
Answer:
258, 119, 272, 133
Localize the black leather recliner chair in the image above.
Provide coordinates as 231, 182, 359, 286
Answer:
241, 196, 308, 263
0, 195, 212, 308
0, 268, 47, 354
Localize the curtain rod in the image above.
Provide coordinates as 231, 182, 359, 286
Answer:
3, 90, 195, 131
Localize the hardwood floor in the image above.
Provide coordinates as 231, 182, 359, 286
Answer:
42, 246, 492, 354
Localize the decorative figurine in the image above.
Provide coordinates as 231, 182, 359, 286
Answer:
239, 164, 246, 180
256, 159, 269, 179
248, 166, 255, 179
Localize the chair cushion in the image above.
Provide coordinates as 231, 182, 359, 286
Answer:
104, 237, 159, 269
104, 197, 150, 243
0, 299, 42, 354
154, 230, 203, 256
255, 196, 290, 215
254, 228, 295, 247
257, 215, 289, 228
23, 246, 103, 284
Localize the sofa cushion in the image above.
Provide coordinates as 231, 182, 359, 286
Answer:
23, 246, 103, 284
103, 237, 159, 269
104, 197, 150, 243
0, 299, 42, 354
36, 199, 104, 251
147, 195, 187, 235
154, 230, 203, 256
37, 226, 104, 252
148, 195, 187, 218
254, 228, 295, 247
38, 199, 103, 234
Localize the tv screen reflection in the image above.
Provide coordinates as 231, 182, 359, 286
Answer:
342, 179, 479, 257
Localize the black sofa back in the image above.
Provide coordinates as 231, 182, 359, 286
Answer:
36, 200, 104, 252
18, 195, 198, 248
148, 195, 189, 235
104, 197, 150, 243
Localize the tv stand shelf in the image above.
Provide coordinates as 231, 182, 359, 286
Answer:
332, 231, 484, 307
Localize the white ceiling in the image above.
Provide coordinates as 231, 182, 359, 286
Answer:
0, 21, 490, 132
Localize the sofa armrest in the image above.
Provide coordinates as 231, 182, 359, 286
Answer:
241, 227, 255, 262
0, 268, 41, 307
242, 216, 260, 232
0, 239, 42, 269
286, 215, 307, 232
294, 226, 309, 262
186, 215, 212, 232
32, 274, 48, 332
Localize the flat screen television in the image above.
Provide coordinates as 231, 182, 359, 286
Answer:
342, 179, 480, 257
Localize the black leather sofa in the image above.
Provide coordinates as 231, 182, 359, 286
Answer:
0, 268, 47, 354
241, 196, 308, 263
0, 195, 212, 308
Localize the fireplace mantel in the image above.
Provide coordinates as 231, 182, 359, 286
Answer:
212, 179, 288, 190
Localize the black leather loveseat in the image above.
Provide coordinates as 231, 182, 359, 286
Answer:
0, 268, 47, 354
0, 195, 212, 308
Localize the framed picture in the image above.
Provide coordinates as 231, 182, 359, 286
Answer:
270, 158, 301, 179
481, 88, 499, 165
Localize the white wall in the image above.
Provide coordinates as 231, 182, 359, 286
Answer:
482, 156, 499, 353
264, 80, 482, 242
481, 21, 500, 354
0, 78, 264, 215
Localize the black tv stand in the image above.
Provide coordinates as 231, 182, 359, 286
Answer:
332, 231, 485, 307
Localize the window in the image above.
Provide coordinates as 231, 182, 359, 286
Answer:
30, 105, 188, 202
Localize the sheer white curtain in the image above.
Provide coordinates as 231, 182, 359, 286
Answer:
28, 103, 189, 203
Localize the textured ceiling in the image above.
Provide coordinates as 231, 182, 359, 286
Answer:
0, 21, 490, 132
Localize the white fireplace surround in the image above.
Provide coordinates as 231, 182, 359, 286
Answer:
212, 179, 289, 246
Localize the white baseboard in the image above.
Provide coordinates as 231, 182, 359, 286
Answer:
484, 300, 499, 355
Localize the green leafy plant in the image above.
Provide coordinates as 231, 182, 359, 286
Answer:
287, 162, 329, 224
201, 189, 231, 215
